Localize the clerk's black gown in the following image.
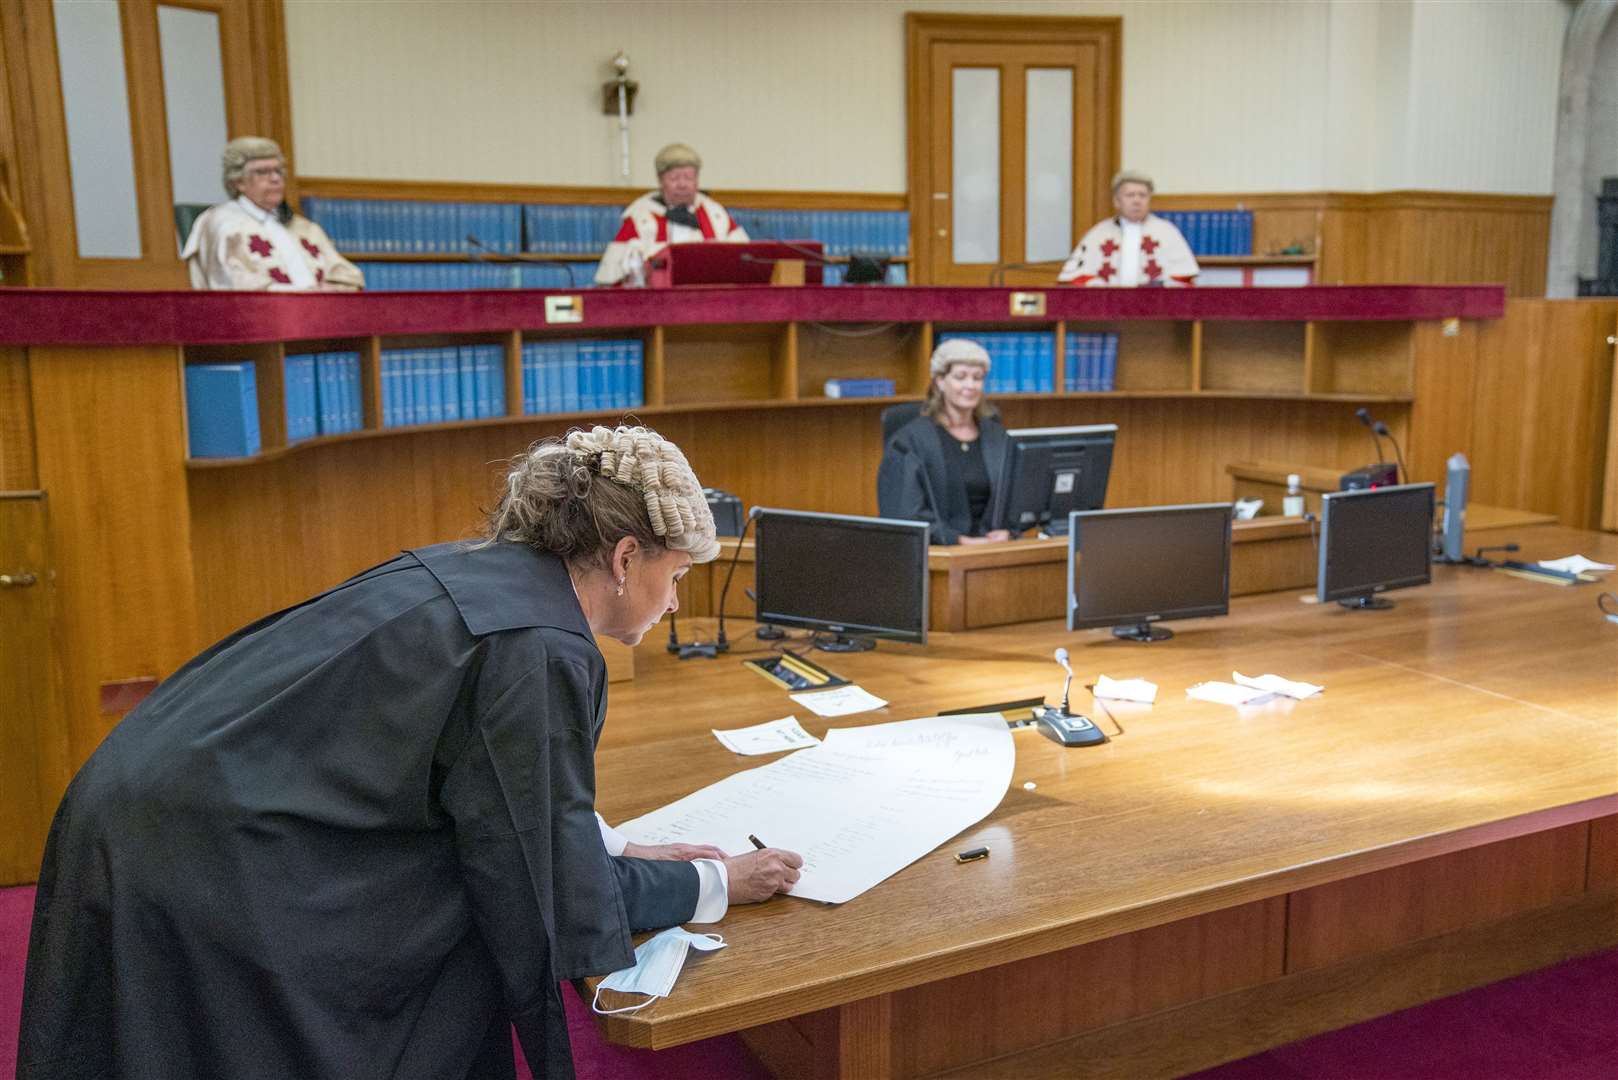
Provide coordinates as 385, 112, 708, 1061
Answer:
17, 540, 695, 1080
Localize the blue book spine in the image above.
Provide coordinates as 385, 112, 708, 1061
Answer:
1102, 333, 1118, 391
1036, 333, 1054, 393
403, 349, 421, 425
484, 344, 506, 415
440, 347, 461, 422
381, 353, 396, 427
559, 340, 580, 412
521, 343, 538, 415
185, 363, 260, 458
314, 353, 335, 435
627, 339, 644, 408
542, 341, 562, 413
425, 349, 444, 423
340, 352, 359, 432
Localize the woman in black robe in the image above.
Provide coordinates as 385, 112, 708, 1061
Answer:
17, 424, 801, 1080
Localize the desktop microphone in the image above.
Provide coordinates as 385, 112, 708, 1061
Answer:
466, 233, 577, 286
1053, 648, 1075, 716
1355, 408, 1387, 465
1471, 542, 1519, 568
1372, 420, 1409, 485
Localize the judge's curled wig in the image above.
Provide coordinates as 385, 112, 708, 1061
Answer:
486, 425, 720, 566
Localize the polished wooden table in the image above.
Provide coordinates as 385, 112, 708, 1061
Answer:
591, 525, 1617, 1078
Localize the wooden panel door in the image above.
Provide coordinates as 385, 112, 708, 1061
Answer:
0, 491, 68, 885
908, 15, 1119, 286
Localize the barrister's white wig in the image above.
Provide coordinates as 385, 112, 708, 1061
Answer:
1110, 169, 1155, 195
221, 136, 285, 198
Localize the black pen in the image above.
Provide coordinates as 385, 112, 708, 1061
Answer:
748, 834, 766, 850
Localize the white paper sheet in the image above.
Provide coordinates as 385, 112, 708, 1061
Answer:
1093, 675, 1158, 704
1538, 555, 1615, 574
1232, 671, 1324, 700
1186, 681, 1270, 706
712, 716, 820, 756
617, 714, 1014, 904
789, 684, 888, 717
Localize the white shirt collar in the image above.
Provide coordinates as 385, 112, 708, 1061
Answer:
235, 195, 277, 224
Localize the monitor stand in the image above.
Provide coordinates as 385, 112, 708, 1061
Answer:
813, 633, 876, 653
1113, 622, 1173, 642
1337, 595, 1395, 610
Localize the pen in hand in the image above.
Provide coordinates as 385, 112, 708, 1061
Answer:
748, 834, 766, 850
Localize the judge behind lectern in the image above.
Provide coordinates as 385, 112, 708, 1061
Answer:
17, 425, 801, 1080
595, 142, 750, 284
182, 135, 364, 292
878, 339, 1012, 546
1057, 169, 1199, 287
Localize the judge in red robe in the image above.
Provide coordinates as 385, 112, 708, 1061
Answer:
595, 143, 749, 285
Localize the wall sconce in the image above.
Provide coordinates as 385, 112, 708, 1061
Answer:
602, 51, 639, 180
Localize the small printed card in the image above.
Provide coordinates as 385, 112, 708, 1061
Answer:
789, 684, 888, 718
712, 716, 821, 756
1232, 671, 1324, 700
1093, 675, 1158, 704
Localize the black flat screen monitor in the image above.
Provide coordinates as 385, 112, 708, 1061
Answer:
1067, 502, 1233, 642
753, 508, 929, 652
989, 424, 1116, 537
1317, 482, 1435, 609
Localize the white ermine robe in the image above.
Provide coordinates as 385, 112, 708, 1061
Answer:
1057, 214, 1199, 287
595, 191, 749, 285
183, 196, 365, 292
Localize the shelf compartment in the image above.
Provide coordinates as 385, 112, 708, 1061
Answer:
1200, 321, 1307, 393
660, 323, 793, 406
1067, 320, 1195, 391
796, 321, 928, 399
1306, 321, 1414, 396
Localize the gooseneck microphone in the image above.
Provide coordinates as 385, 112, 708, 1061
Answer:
713, 508, 762, 653
1355, 408, 1387, 465
1053, 648, 1075, 717
1372, 419, 1409, 485
465, 233, 577, 286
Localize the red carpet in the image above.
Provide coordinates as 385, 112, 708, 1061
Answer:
3, 883, 1612, 1078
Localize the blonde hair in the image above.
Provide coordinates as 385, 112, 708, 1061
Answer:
222, 136, 285, 199
485, 425, 719, 565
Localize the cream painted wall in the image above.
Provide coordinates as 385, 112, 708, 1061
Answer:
283, 0, 1570, 195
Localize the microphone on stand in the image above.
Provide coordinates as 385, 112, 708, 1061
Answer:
1053, 647, 1075, 717
1355, 408, 1387, 465
1031, 647, 1107, 747
1372, 419, 1409, 485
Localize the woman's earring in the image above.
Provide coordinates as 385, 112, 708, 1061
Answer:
615, 578, 626, 597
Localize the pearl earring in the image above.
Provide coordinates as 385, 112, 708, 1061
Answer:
615, 578, 625, 597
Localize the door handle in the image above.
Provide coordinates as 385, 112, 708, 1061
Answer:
0, 572, 38, 588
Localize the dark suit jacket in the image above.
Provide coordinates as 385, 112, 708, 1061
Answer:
877, 413, 1008, 544
18, 540, 694, 1080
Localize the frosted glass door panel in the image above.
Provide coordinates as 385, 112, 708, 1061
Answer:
1025, 68, 1074, 263
951, 67, 999, 265
53, 0, 142, 258
159, 5, 229, 249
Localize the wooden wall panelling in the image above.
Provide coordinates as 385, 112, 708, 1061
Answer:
0, 346, 36, 488
1406, 318, 1480, 489
1286, 823, 1591, 973
1199, 322, 1306, 393
0, 491, 69, 885
1527, 300, 1616, 531
29, 344, 200, 766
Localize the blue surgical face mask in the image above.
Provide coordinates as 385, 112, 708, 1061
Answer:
592, 926, 726, 1014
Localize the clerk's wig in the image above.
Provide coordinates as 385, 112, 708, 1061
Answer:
486, 425, 719, 565
221, 136, 285, 198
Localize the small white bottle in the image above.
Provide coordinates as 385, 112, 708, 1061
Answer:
624, 247, 647, 288
1282, 473, 1305, 517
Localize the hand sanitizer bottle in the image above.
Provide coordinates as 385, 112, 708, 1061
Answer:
1283, 473, 1305, 517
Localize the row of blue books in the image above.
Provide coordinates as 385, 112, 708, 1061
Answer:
285, 351, 364, 442
302, 197, 912, 261
356, 258, 907, 291
1154, 210, 1254, 256
185, 363, 261, 458
381, 345, 508, 428
823, 377, 897, 398
301, 199, 521, 255
1064, 333, 1120, 392
935, 332, 1058, 395
359, 261, 600, 291
520, 339, 645, 415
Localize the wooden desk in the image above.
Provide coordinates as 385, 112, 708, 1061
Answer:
681, 504, 1559, 633
591, 524, 1617, 1078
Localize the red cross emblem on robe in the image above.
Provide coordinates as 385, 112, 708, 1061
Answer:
1141, 236, 1159, 255
268, 268, 291, 284
1099, 238, 1119, 257
316, 268, 325, 284
1143, 259, 1163, 281
248, 235, 273, 258
301, 238, 322, 260
1097, 262, 1116, 282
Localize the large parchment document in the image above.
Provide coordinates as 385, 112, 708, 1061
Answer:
616, 714, 1014, 904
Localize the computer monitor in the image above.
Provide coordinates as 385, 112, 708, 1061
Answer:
1317, 482, 1435, 610
989, 424, 1117, 537
1067, 502, 1233, 642
753, 508, 929, 652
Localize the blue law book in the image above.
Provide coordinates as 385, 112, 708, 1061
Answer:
380, 353, 397, 427
541, 341, 563, 413
402, 349, 422, 425
1100, 333, 1119, 391
283, 353, 316, 443
824, 377, 897, 398
558, 340, 580, 412
626, 339, 644, 408
439, 346, 461, 422
335, 352, 361, 432
185, 362, 260, 458
580, 340, 602, 410
1035, 333, 1054, 393
520, 342, 538, 414
483, 344, 506, 416
313, 352, 338, 434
